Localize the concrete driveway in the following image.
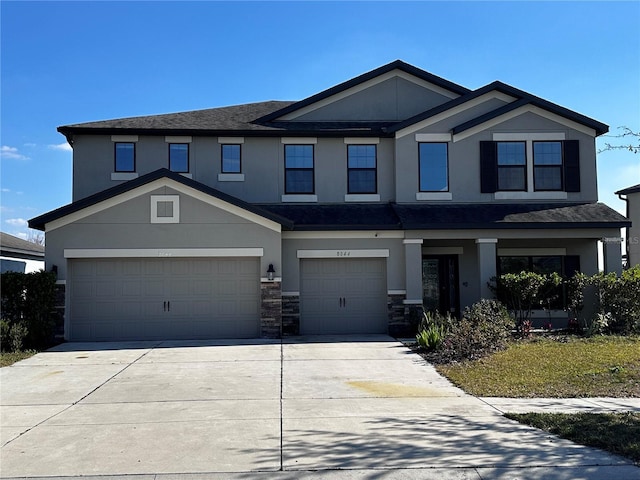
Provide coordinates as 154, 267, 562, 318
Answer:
1, 335, 637, 479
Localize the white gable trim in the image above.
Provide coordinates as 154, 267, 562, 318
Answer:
453, 105, 597, 142
45, 178, 282, 233
395, 91, 516, 138
279, 69, 461, 121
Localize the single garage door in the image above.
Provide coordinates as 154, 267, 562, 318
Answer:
300, 258, 387, 334
69, 257, 260, 341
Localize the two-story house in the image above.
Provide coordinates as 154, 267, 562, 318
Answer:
30, 60, 629, 341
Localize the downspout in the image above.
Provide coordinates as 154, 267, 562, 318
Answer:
617, 192, 630, 268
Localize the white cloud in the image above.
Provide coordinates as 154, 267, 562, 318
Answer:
14, 232, 28, 240
48, 142, 72, 152
5, 218, 28, 227
23, 143, 37, 148
1, 188, 11, 193
0, 145, 29, 160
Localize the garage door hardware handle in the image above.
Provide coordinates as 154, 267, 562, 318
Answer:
163, 301, 166, 312
339, 297, 346, 307
167, 301, 170, 312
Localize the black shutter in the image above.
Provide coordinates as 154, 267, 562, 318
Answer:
563, 140, 580, 192
480, 141, 497, 193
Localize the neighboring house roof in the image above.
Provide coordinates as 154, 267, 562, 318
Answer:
260, 202, 629, 231
28, 169, 294, 231
0, 232, 45, 260
616, 184, 640, 195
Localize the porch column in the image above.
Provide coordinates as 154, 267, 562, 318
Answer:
603, 237, 623, 276
403, 239, 423, 304
476, 238, 498, 300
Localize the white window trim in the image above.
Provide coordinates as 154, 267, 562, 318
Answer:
218, 173, 245, 182
415, 133, 452, 142
217, 137, 244, 144
416, 192, 452, 201
344, 137, 380, 144
281, 194, 318, 203
111, 135, 139, 142
344, 194, 380, 202
281, 137, 317, 144
165, 136, 192, 143
151, 195, 179, 223
111, 172, 139, 181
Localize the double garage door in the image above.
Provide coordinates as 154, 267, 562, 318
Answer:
69, 257, 260, 341
300, 258, 388, 335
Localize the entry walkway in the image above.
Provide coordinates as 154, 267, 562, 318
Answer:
1, 335, 638, 479
481, 396, 640, 414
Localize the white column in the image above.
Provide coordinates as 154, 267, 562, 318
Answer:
603, 237, 623, 276
476, 238, 498, 300
403, 239, 423, 304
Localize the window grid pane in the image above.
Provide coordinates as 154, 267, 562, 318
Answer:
534, 142, 562, 165
497, 142, 526, 165
169, 144, 189, 173
115, 142, 135, 172
285, 145, 314, 194
347, 145, 376, 193
498, 166, 526, 191
222, 144, 241, 173
419, 143, 448, 192
534, 166, 562, 190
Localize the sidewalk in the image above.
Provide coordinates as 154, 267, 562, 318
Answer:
481, 396, 640, 414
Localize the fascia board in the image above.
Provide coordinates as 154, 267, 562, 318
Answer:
46, 178, 282, 233
452, 104, 597, 142
278, 70, 461, 121
394, 91, 516, 138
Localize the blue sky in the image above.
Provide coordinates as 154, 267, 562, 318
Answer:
1, 1, 639, 240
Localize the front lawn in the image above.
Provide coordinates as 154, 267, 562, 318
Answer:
436, 336, 640, 397
0, 350, 37, 367
506, 412, 640, 464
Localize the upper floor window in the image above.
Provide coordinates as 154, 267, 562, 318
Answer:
497, 141, 526, 191
169, 143, 189, 173
114, 142, 135, 172
221, 144, 241, 173
533, 141, 563, 191
419, 143, 448, 192
347, 145, 377, 194
285, 145, 314, 194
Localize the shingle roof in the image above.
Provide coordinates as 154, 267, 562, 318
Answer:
259, 202, 629, 231
392, 202, 629, 230
616, 184, 640, 195
0, 232, 44, 259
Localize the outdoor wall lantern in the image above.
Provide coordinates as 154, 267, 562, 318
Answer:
267, 263, 276, 281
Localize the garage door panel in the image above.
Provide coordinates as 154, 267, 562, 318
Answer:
70, 258, 260, 341
300, 258, 387, 335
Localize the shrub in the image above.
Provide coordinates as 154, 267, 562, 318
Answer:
491, 271, 562, 336
568, 265, 640, 335
442, 299, 514, 362
0, 270, 57, 351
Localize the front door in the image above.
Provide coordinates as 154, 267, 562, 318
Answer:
422, 255, 460, 318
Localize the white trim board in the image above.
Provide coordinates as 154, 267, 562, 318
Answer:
395, 91, 515, 138
45, 177, 282, 233
453, 105, 597, 142
297, 249, 390, 259
65, 248, 264, 259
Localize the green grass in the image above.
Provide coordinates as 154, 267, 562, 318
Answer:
506, 412, 640, 464
436, 336, 640, 397
0, 350, 37, 367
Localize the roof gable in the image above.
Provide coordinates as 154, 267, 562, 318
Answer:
254, 60, 470, 123
29, 169, 294, 232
